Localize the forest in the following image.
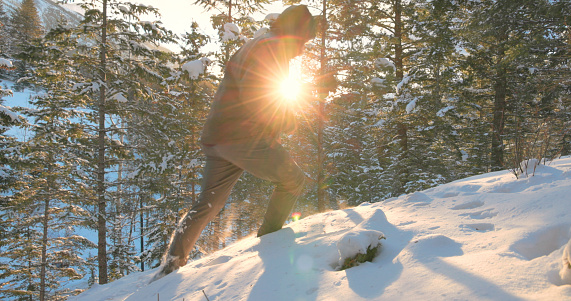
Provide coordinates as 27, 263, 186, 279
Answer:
0, 0, 569, 299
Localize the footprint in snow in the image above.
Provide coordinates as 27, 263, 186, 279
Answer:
510, 223, 571, 261
450, 200, 485, 210
402, 191, 432, 204
436, 185, 481, 198
204, 255, 232, 266
405, 234, 464, 260
460, 223, 495, 232
459, 209, 498, 220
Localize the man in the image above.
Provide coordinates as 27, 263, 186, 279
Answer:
153, 5, 316, 280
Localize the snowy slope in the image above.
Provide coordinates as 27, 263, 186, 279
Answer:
72, 157, 571, 301
3, 0, 81, 31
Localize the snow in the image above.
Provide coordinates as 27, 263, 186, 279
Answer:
265, 13, 280, 21
561, 239, 571, 284
437, 105, 454, 117
222, 23, 241, 42
405, 98, 417, 114
0, 104, 20, 122
181, 58, 211, 80
254, 27, 270, 39
336, 230, 385, 267
396, 74, 411, 94
371, 77, 385, 86
374, 58, 395, 71
72, 156, 571, 300
111, 93, 129, 103
0, 58, 13, 69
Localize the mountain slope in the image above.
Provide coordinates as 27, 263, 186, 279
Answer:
3, 0, 81, 30
73, 157, 571, 301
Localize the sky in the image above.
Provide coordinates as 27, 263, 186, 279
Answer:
137, 0, 294, 37
138, 1, 215, 35
71, 156, 571, 301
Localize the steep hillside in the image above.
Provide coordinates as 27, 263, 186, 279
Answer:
3, 0, 81, 30
73, 157, 571, 301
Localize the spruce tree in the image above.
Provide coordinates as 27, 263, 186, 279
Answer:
137, 22, 215, 266
194, 0, 270, 64
396, 0, 464, 190
9, 0, 43, 54
32, 0, 178, 284
322, 0, 387, 205
0, 0, 10, 55
457, 0, 568, 172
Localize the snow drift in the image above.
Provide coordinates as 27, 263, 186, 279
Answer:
72, 157, 571, 301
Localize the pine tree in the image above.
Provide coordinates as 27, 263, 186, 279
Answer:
9, 0, 43, 54
456, 0, 568, 173
0, 26, 105, 299
92, 1, 174, 283
194, 0, 270, 64
394, 0, 464, 190
0, 0, 11, 55
0, 58, 19, 186
318, 0, 420, 198
518, 0, 571, 162
322, 0, 387, 205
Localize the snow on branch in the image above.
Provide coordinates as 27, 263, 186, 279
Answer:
0, 58, 14, 70
374, 58, 395, 71
222, 23, 241, 42
182, 58, 212, 80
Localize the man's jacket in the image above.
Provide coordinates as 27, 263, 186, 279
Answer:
201, 32, 297, 145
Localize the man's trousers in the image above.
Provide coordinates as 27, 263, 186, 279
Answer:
162, 140, 306, 272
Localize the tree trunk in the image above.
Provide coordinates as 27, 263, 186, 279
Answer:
394, 0, 408, 192
491, 66, 507, 170
39, 197, 49, 301
225, 0, 233, 63
491, 29, 507, 171
139, 196, 144, 271
97, 0, 109, 285
394, 0, 404, 81
394, 0, 406, 151
317, 0, 328, 213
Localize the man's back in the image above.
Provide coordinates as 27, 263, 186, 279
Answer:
201, 32, 293, 145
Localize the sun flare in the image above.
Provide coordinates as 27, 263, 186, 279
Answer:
279, 77, 301, 103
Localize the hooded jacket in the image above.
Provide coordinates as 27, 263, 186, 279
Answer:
201, 5, 315, 145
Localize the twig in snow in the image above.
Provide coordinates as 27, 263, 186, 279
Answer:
202, 289, 210, 301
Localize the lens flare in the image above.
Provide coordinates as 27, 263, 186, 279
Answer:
292, 212, 302, 222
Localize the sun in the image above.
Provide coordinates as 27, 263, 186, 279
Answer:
279, 76, 301, 104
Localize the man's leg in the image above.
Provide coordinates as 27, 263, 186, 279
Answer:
214, 141, 305, 237
154, 149, 243, 279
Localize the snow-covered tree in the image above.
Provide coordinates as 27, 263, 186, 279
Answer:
194, 0, 270, 64
456, 0, 570, 173
0, 58, 19, 185
128, 21, 216, 267
391, 0, 464, 191
323, 0, 387, 205
0, 0, 11, 55
9, 0, 43, 55
0, 26, 106, 299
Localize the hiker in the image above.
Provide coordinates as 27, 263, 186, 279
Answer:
153, 5, 317, 280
